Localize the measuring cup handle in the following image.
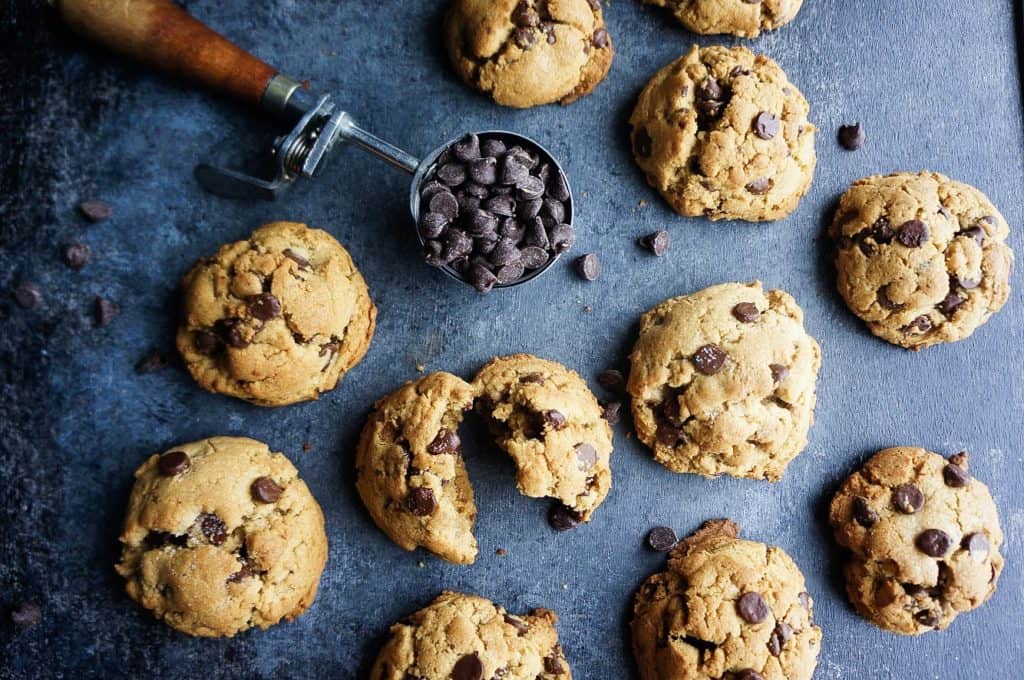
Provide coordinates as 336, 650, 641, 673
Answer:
54, 0, 294, 112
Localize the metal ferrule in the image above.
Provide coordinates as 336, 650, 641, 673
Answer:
261, 74, 313, 119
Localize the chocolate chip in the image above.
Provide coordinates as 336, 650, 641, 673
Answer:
452, 652, 483, 680
94, 297, 119, 326
444, 229, 474, 262
428, 429, 461, 454
769, 364, 789, 383
79, 199, 113, 222
949, 450, 969, 467
227, 562, 254, 583
897, 220, 929, 247
547, 172, 570, 202
639, 230, 669, 256
481, 139, 506, 157
735, 671, 764, 680
194, 330, 220, 355
736, 592, 769, 624
646, 526, 678, 552
916, 529, 952, 557
200, 513, 228, 545
753, 112, 780, 140
246, 293, 281, 321
405, 487, 436, 516
597, 369, 625, 393
745, 178, 771, 195
892, 484, 924, 514
420, 212, 449, 239
482, 196, 515, 218
837, 122, 866, 150
575, 442, 597, 470
520, 246, 549, 269
519, 372, 544, 384
516, 175, 546, 201
601, 400, 621, 423
902, 315, 932, 333
469, 263, 497, 293
10, 602, 42, 629
283, 248, 310, 269
513, 26, 537, 49
452, 133, 480, 162
914, 610, 940, 627
548, 223, 574, 252
134, 348, 168, 374
504, 613, 529, 635
490, 237, 522, 267
938, 291, 965, 316
437, 163, 467, 187
64, 242, 92, 270
541, 198, 565, 224
512, 1, 540, 26
158, 450, 190, 477
943, 463, 971, 488
767, 621, 793, 656
592, 28, 609, 48
954, 275, 980, 290
963, 532, 990, 559
959, 225, 985, 245
633, 126, 653, 158
871, 217, 895, 243
548, 503, 582, 531
251, 476, 283, 503
500, 156, 530, 186
575, 253, 600, 281
214, 318, 248, 348
13, 282, 42, 309
852, 496, 879, 527
691, 344, 727, 375
732, 302, 760, 323
697, 77, 723, 101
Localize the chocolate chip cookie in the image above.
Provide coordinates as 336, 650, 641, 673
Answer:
630, 45, 815, 222
473, 354, 614, 525
642, 0, 804, 38
828, 447, 1004, 635
632, 519, 821, 680
371, 591, 572, 679
830, 172, 1014, 350
445, 0, 614, 108
115, 436, 328, 637
177, 221, 376, 406
628, 281, 820, 481
355, 372, 481, 564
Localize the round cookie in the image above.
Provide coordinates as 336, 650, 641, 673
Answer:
628, 281, 820, 481
177, 221, 376, 406
829, 171, 1014, 350
115, 436, 328, 637
355, 372, 480, 564
372, 591, 572, 679
629, 45, 815, 222
473, 354, 614, 525
828, 447, 1004, 635
641, 0, 804, 38
445, 0, 614, 108
632, 519, 821, 680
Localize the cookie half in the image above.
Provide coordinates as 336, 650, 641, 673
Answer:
828, 447, 1004, 634
371, 591, 572, 679
830, 171, 1013, 349
628, 281, 820, 481
445, 0, 614, 108
355, 372, 480, 564
642, 0, 804, 38
177, 221, 377, 406
632, 519, 821, 680
115, 436, 328, 637
473, 354, 614, 524
630, 45, 815, 222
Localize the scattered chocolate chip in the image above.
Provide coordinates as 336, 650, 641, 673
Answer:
837, 123, 866, 150
767, 621, 793, 656
646, 526, 678, 552
251, 476, 283, 503
736, 592, 769, 624
10, 601, 42, 629
94, 297, 119, 326
943, 463, 971, 488
592, 28, 609, 48
575, 253, 601, 281
962, 532, 990, 559
633, 126, 653, 158
769, 364, 789, 383
64, 242, 92, 270
852, 496, 879, 527
916, 529, 952, 557
283, 248, 310, 268
427, 429, 461, 454
745, 178, 771, 195
753, 112, 780, 140
897, 220, 929, 247
601, 400, 621, 424
732, 302, 760, 323
597, 369, 625, 393
79, 199, 113, 222
14, 282, 42, 309
639, 230, 669, 256
691, 344, 727, 375
200, 513, 228, 545
452, 652, 484, 680
135, 348, 168, 373
158, 450, 190, 477
246, 293, 281, 321
892, 484, 924, 514
548, 503, 582, 531
575, 442, 597, 470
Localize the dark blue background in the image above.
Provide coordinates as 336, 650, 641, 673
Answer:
1, 1, 1021, 677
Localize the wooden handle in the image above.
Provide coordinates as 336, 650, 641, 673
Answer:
57, 0, 278, 106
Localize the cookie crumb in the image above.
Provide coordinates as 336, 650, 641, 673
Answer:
134, 348, 168, 374
417, 561, 425, 568
495, 548, 507, 556
415, 364, 426, 373
583, 305, 592, 313
302, 442, 313, 452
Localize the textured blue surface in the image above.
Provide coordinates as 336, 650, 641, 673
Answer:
1, 1, 1022, 678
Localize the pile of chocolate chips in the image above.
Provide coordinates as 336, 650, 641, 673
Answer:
417, 133, 574, 292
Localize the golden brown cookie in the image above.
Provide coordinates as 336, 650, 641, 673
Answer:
355, 372, 480, 564
176, 221, 376, 406
828, 447, 1004, 635
445, 0, 614, 108
642, 0, 804, 38
632, 520, 821, 680
630, 45, 815, 222
829, 172, 1014, 350
115, 436, 328, 637
371, 591, 572, 679
473, 354, 614, 526
628, 281, 820, 481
